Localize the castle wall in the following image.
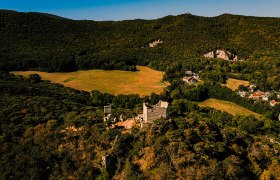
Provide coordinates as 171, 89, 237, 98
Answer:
143, 103, 148, 123
146, 107, 166, 123
143, 101, 168, 123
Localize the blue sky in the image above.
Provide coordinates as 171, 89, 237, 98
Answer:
0, 0, 279, 20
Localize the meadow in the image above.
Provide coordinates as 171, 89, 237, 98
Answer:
198, 98, 261, 119
12, 66, 168, 96
225, 78, 250, 91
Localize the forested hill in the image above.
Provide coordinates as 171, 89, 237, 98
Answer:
0, 10, 280, 72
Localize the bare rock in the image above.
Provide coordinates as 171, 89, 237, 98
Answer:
204, 49, 238, 61
148, 39, 163, 48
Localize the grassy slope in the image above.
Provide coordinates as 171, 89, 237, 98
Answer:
11, 66, 168, 96
225, 78, 249, 91
198, 98, 261, 119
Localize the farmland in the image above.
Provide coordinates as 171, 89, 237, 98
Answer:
198, 98, 261, 119
225, 78, 250, 91
12, 66, 168, 96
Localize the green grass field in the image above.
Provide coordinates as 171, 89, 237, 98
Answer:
12, 66, 169, 96
225, 78, 250, 91
198, 98, 261, 119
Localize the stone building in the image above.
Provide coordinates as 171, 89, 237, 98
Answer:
143, 100, 169, 123
103, 104, 112, 122
104, 105, 112, 114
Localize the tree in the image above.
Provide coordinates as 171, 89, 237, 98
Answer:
28, 74, 41, 83
238, 84, 248, 91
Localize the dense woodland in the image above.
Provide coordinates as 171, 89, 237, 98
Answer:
0, 10, 279, 89
1, 72, 280, 179
0, 11, 280, 72
0, 10, 280, 179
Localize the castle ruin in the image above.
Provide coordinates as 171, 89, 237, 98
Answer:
143, 100, 169, 123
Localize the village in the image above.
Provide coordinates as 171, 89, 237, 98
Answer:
237, 84, 280, 107
181, 69, 280, 107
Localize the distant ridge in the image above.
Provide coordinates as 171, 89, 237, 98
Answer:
29, 12, 71, 20
0, 9, 70, 20
0, 10, 279, 72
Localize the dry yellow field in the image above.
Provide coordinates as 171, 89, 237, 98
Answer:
198, 98, 261, 119
225, 78, 249, 91
11, 66, 169, 96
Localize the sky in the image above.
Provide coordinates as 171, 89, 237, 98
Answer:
0, 0, 280, 21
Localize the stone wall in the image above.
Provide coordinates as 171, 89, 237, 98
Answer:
143, 101, 168, 123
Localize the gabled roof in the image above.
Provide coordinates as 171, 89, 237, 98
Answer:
252, 91, 264, 97
270, 100, 278, 106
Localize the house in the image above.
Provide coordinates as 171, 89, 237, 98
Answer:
103, 105, 112, 121
104, 105, 112, 114
183, 76, 198, 85
262, 96, 269, 101
270, 100, 278, 107
143, 100, 168, 124
185, 71, 193, 76
249, 84, 257, 92
238, 91, 247, 98
264, 92, 271, 97
249, 91, 264, 100
261, 92, 271, 101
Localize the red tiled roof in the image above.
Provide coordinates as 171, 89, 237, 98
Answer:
253, 91, 264, 96
115, 120, 135, 128
270, 100, 278, 106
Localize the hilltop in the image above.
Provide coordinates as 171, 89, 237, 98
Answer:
0, 10, 279, 72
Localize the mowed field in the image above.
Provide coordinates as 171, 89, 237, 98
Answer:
198, 98, 261, 119
225, 78, 249, 91
12, 66, 169, 96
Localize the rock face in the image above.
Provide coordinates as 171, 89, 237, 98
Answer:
148, 39, 163, 48
204, 49, 238, 61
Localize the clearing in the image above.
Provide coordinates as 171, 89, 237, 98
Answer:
198, 98, 261, 119
225, 78, 249, 91
11, 66, 169, 96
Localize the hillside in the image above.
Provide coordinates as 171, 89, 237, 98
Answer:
1, 10, 280, 179
1, 72, 280, 179
0, 10, 280, 72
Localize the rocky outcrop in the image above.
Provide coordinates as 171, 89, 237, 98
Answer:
148, 39, 163, 48
204, 49, 238, 61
